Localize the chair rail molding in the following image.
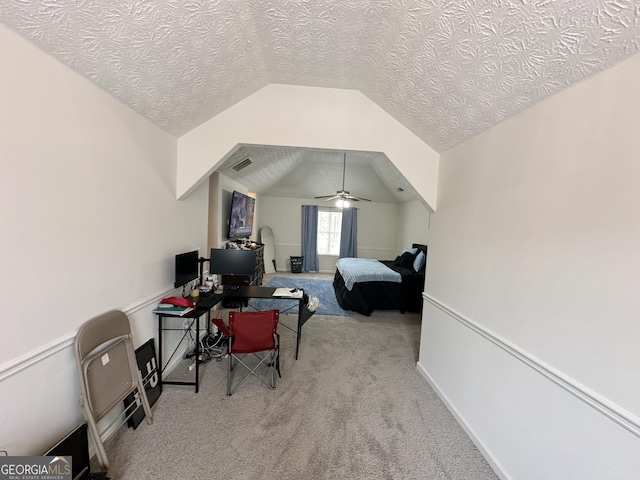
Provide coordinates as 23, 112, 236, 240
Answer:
421, 293, 640, 439
0, 286, 177, 383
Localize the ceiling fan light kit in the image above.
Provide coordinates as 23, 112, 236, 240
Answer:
315, 152, 372, 207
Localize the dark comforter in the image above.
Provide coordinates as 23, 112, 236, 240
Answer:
333, 260, 425, 316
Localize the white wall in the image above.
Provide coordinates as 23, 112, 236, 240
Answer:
258, 196, 401, 273
177, 84, 440, 211
418, 52, 640, 479
397, 200, 431, 251
0, 25, 209, 455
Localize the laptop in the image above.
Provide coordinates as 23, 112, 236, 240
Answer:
44, 423, 109, 480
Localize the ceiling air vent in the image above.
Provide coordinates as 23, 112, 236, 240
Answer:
232, 158, 252, 172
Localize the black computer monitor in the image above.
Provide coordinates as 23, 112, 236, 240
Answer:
210, 248, 256, 277
174, 250, 199, 288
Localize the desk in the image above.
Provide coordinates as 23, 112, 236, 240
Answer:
155, 287, 314, 392
156, 293, 224, 393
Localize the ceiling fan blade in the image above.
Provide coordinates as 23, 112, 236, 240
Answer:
345, 195, 372, 202
315, 195, 341, 201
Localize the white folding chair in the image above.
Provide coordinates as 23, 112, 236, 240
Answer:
74, 310, 153, 469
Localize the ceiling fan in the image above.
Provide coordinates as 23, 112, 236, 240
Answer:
314, 152, 372, 206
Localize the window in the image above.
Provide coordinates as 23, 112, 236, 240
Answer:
317, 210, 342, 255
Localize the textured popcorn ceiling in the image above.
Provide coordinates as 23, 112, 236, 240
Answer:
221, 146, 419, 203
2, 0, 639, 201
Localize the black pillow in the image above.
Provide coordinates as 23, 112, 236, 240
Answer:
394, 251, 415, 268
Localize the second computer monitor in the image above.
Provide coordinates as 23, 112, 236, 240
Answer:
209, 248, 256, 277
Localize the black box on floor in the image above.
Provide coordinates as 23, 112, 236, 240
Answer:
290, 256, 303, 273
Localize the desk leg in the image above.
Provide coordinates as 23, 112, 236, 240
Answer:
296, 298, 302, 360
158, 316, 163, 384
194, 316, 200, 393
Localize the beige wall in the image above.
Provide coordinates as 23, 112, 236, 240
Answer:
418, 52, 640, 478
0, 24, 209, 454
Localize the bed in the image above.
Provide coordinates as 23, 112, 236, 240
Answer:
332, 243, 427, 316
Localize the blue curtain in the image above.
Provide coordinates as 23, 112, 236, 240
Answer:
301, 205, 319, 272
339, 208, 358, 258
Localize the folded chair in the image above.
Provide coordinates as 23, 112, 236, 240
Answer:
212, 309, 280, 396
74, 310, 153, 469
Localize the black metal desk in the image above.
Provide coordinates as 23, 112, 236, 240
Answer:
156, 287, 314, 392
156, 293, 224, 393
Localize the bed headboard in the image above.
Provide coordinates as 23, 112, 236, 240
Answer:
412, 243, 428, 256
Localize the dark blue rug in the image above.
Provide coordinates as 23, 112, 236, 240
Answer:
250, 277, 352, 316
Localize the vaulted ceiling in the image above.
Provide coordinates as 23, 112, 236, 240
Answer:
219, 146, 422, 203
2, 1, 639, 201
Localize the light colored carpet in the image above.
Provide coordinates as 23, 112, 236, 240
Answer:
102, 304, 498, 480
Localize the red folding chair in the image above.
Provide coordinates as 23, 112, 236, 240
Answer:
212, 309, 280, 396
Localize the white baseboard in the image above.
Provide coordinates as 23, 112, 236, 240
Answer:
415, 361, 511, 480
274, 268, 334, 274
